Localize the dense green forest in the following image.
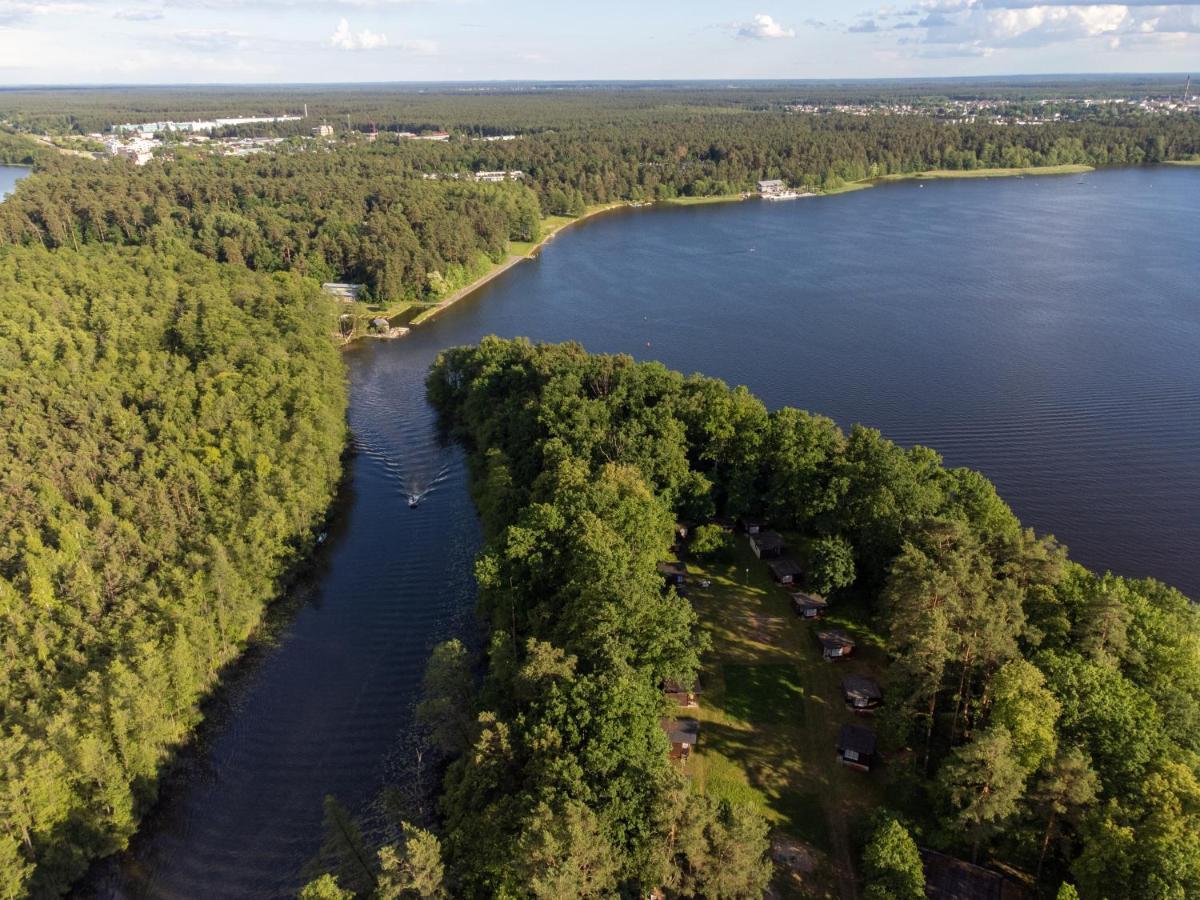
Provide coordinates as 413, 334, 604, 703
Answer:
0, 245, 347, 897
0, 77, 1193, 133
304, 337, 1200, 899
2, 82, 1199, 897
0, 151, 542, 303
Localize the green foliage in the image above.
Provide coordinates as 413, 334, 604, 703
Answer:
861, 812, 926, 900
0, 153, 542, 302
989, 659, 1060, 774
310, 795, 377, 896
936, 727, 1027, 862
0, 244, 346, 896
806, 534, 856, 596
416, 640, 476, 756
689, 523, 734, 560
376, 825, 447, 900
298, 873, 355, 900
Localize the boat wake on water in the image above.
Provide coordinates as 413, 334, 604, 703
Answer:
403, 463, 452, 509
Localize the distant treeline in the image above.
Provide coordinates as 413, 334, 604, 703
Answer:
348, 337, 1200, 900
2, 108, 1199, 303
0, 245, 347, 897
0, 78, 1196, 133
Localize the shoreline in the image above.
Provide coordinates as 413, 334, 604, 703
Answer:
340, 162, 1126, 346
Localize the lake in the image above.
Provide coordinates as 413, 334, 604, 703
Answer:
0, 165, 28, 200
93, 167, 1200, 897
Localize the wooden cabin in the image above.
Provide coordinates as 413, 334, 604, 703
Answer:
791, 591, 829, 619
661, 717, 700, 761
749, 531, 786, 560
836, 723, 876, 771
842, 675, 883, 712
657, 561, 688, 586
663, 679, 700, 709
767, 558, 804, 585
816, 629, 855, 660
919, 848, 1031, 900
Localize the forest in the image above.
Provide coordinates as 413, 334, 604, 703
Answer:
2, 83, 1199, 897
0, 245, 347, 897
0, 77, 1193, 134
296, 337, 1200, 899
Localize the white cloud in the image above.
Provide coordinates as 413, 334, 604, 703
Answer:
853, 1, 1200, 54
736, 13, 796, 39
330, 16, 387, 50
173, 28, 251, 51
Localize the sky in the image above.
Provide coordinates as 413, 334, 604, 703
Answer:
1, 1, 1200, 85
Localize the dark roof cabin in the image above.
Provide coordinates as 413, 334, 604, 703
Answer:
661, 717, 700, 761
767, 558, 804, 585
817, 629, 855, 660
749, 531, 786, 559
842, 675, 883, 712
920, 848, 1032, 900
663, 678, 700, 709
836, 723, 877, 771
791, 591, 829, 619
657, 561, 688, 585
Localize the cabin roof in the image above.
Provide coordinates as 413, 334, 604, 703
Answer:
663, 678, 700, 694
768, 558, 805, 578
750, 531, 786, 552
661, 717, 700, 746
837, 723, 877, 756
919, 848, 1030, 900
792, 591, 828, 609
817, 629, 855, 650
842, 675, 883, 701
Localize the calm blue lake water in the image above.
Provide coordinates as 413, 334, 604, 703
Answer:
97, 166, 1200, 898
0, 165, 28, 200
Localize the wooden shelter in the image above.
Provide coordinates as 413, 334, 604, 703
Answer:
749, 531, 786, 559
816, 629, 855, 660
836, 723, 876, 771
842, 675, 883, 712
791, 591, 829, 619
663, 679, 700, 709
661, 717, 700, 761
767, 558, 804, 585
657, 561, 688, 586
919, 848, 1031, 900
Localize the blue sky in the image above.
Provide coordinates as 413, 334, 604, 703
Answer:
1, 1, 1199, 85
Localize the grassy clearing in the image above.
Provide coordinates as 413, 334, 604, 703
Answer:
818, 181, 876, 197
1164, 158, 1200, 167
878, 164, 1094, 181
683, 537, 888, 899
661, 194, 748, 206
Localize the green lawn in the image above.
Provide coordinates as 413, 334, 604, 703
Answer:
682, 536, 888, 899
661, 194, 747, 206
877, 164, 1094, 181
